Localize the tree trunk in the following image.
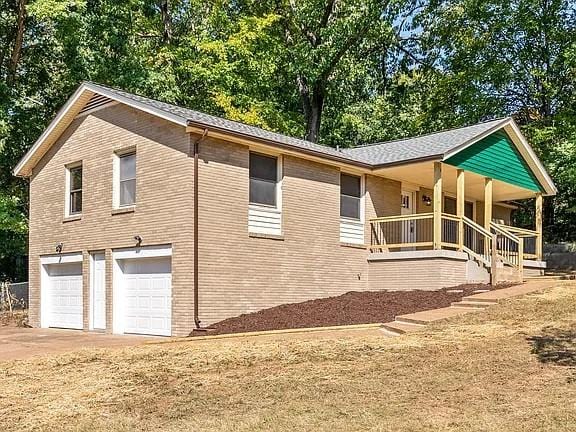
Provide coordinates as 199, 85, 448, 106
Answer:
159, 0, 172, 43
305, 87, 324, 143
7, 0, 26, 85
298, 76, 325, 143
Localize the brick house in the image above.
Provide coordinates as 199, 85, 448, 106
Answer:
13, 82, 556, 337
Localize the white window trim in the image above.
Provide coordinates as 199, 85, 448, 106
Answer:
340, 172, 365, 244
339, 172, 365, 223
64, 162, 82, 218
113, 149, 136, 209
248, 153, 283, 235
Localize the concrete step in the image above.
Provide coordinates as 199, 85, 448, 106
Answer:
394, 316, 430, 326
461, 296, 499, 304
450, 301, 491, 309
381, 321, 424, 336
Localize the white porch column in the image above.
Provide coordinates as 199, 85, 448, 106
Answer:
535, 193, 543, 260
433, 162, 442, 249
484, 177, 493, 231
456, 169, 465, 251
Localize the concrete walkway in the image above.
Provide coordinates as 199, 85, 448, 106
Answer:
0, 327, 155, 361
382, 279, 558, 335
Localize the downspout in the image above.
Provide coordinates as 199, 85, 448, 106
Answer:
192, 128, 208, 329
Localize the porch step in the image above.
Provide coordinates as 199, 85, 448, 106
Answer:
381, 321, 424, 336
393, 316, 430, 326
461, 296, 499, 304
450, 301, 491, 309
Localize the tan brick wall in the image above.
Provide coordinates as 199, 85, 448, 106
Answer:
195, 139, 402, 325
29, 102, 406, 333
29, 104, 195, 336
368, 257, 467, 291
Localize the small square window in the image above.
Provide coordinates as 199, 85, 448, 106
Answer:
119, 153, 136, 207
68, 165, 82, 215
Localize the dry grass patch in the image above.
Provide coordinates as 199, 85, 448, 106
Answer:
1, 283, 576, 431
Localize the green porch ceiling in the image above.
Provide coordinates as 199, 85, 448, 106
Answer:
444, 131, 544, 192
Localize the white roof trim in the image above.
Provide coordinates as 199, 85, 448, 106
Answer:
13, 82, 188, 177
442, 118, 557, 196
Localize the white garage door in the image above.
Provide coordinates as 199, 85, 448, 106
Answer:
46, 262, 83, 330
120, 257, 172, 336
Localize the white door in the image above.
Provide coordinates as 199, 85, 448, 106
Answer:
91, 253, 106, 330
401, 191, 416, 247
46, 262, 83, 329
120, 257, 172, 336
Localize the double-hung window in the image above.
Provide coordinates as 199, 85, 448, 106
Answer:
248, 152, 282, 235
340, 173, 364, 244
118, 152, 136, 207
340, 173, 361, 220
67, 164, 83, 216
249, 152, 278, 207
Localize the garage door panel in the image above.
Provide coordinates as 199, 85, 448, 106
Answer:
45, 263, 83, 330
119, 257, 172, 337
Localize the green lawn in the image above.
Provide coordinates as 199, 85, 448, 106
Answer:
1, 282, 576, 431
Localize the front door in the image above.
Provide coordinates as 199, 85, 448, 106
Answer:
401, 191, 416, 248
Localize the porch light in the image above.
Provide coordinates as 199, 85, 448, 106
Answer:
55, 242, 63, 254
134, 235, 143, 247
422, 195, 432, 206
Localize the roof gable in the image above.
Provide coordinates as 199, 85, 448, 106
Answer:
445, 130, 545, 192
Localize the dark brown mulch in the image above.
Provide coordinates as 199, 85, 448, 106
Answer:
198, 283, 515, 336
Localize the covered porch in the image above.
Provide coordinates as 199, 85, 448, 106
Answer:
368, 158, 546, 283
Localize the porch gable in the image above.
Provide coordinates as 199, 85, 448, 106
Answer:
444, 131, 544, 193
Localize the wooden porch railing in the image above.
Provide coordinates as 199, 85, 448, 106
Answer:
490, 222, 523, 276
370, 213, 434, 251
462, 216, 493, 266
492, 223, 539, 260
369, 213, 491, 254
369, 214, 532, 283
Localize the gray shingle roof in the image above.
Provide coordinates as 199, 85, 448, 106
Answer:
86, 82, 369, 166
87, 82, 508, 168
341, 118, 509, 166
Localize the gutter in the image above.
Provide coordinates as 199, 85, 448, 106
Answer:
192, 128, 208, 329
372, 154, 443, 170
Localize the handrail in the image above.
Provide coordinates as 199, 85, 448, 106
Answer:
441, 213, 461, 222
461, 216, 493, 267
490, 221, 523, 272
369, 213, 433, 223
491, 222, 521, 243
462, 216, 492, 238
493, 223, 538, 237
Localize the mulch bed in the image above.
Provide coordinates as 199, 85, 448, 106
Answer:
198, 283, 515, 336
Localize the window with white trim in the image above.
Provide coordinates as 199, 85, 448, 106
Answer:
117, 152, 136, 207
340, 173, 361, 220
340, 173, 364, 244
249, 152, 278, 207
66, 163, 83, 216
248, 152, 282, 235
